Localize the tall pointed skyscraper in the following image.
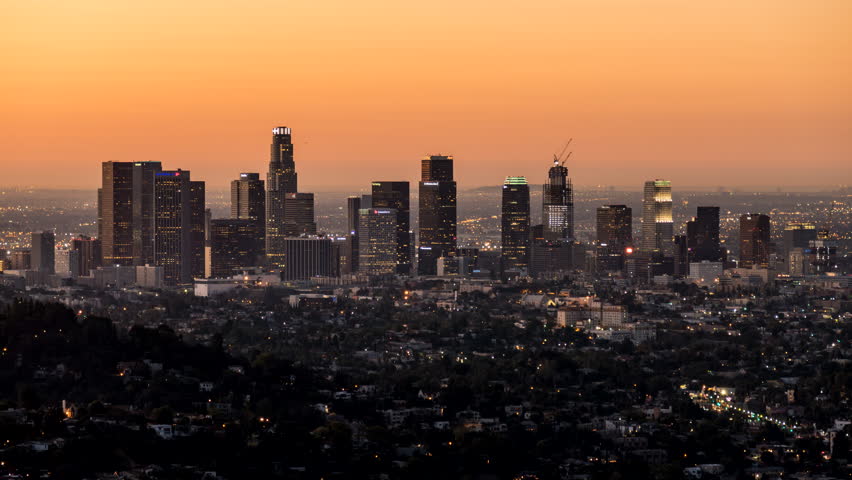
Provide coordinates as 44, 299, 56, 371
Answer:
418, 155, 457, 275
542, 157, 574, 240
266, 127, 296, 268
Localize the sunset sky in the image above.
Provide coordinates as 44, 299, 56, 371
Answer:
3, 1, 851, 190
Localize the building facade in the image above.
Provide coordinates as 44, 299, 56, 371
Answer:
372, 181, 411, 274
641, 180, 673, 257
418, 155, 457, 275
542, 159, 574, 240
501, 177, 530, 271
739, 213, 771, 269
266, 127, 297, 267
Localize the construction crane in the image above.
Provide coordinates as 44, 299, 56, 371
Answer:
553, 138, 573, 166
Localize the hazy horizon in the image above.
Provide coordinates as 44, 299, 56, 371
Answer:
4, 1, 851, 189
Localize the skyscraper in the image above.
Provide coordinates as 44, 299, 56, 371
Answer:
596, 205, 633, 251
542, 158, 574, 240
686, 206, 722, 262
739, 213, 771, 269
189, 180, 206, 278
283, 193, 317, 236
99, 161, 134, 266
418, 155, 457, 275
782, 223, 817, 272
71, 235, 101, 276
359, 208, 398, 276
341, 196, 361, 274
266, 127, 296, 267
153, 170, 204, 284
501, 176, 530, 271
641, 180, 674, 257
31, 231, 55, 274
596, 205, 633, 272
230, 172, 265, 258
209, 219, 258, 278
131, 161, 162, 266
371, 181, 411, 274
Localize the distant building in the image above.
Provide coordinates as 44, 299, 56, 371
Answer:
359, 208, 398, 276
341, 196, 361, 274
641, 180, 673, 257
10, 249, 31, 270
372, 181, 412, 274
418, 155, 457, 275
71, 235, 101, 276
807, 239, 837, 274
739, 213, 771, 269
283, 193, 316, 236
501, 176, 530, 271
542, 158, 573, 240
209, 219, 260, 278
782, 223, 817, 273
686, 206, 722, 262
99, 161, 134, 266
153, 170, 205, 284
131, 161, 163, 266
281, 236, 336, 281
31, 231, 55, 274
54, 248, 79, 277
529, 240, 573, 277
230, 172, 265, 256
688, 261, 724, 287
596, 205, 632, 272
136, 264, 165, 288
266, 126, 297, 268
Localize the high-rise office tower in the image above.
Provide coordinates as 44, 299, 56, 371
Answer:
418, 155, 457, 275
31, 231, 56, 274
686, 206, 722, 262
595, 205, 633, 272
341, 196, 361, 274
231, 173, 265, 220
99, 161, 134, 266
739, 213, 771, 269
153, 170, 204, 284
542, 159, 574, 240
359, 208, 398, 276
641, 180, 674, 257
230, 172, 265, 260
596, 205, 633, 250
281, 237, 336, 280
782, 223, 817, 272
209, 219, 258, 278
283, 193, 317, 236
501, 177, 530, 271
266, 126, 297, 267
71, 235, 101, 276
372, 181, 411, 274
131, 161, 163, 265
189, 180, 206, 278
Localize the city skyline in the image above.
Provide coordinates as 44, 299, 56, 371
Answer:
3, 1, 851, 190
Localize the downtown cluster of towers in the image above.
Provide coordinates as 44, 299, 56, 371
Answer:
89, 126, 837, 286
91, 127, 578, 284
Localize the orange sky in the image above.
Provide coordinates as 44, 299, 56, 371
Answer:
2, 0, 851, 190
